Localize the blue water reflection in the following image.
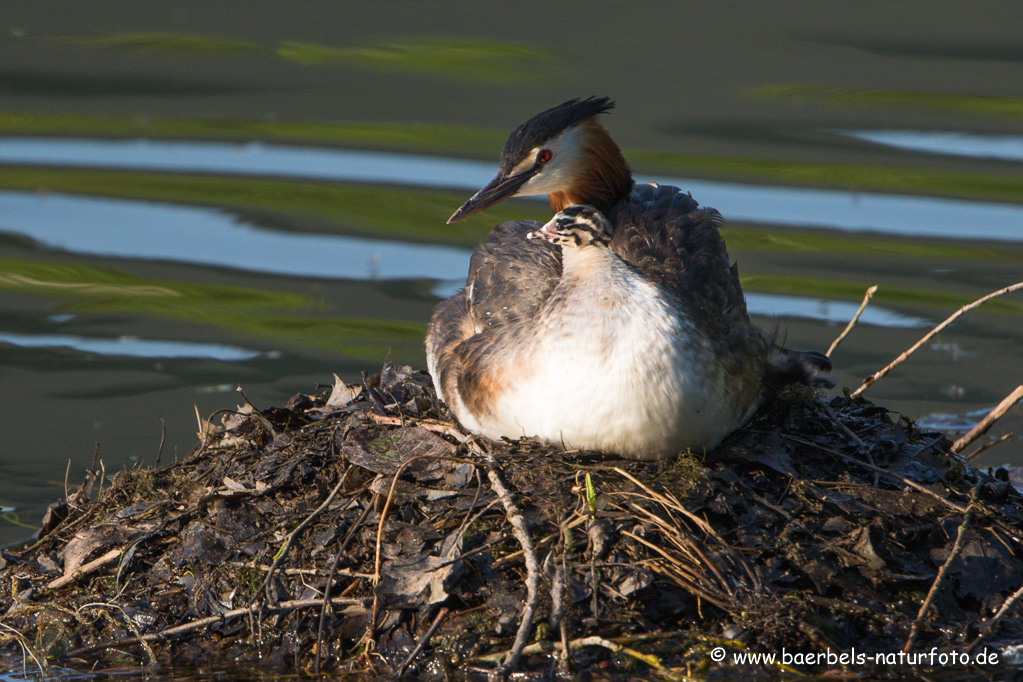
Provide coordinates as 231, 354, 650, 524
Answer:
0, 190, 471, 281
745, 293, 928, 328
0, 137, 496, 189
0, 331, 264, 360
1, 190, 927, 330
837, 130, 1023, 163
0, 138, 1021, 241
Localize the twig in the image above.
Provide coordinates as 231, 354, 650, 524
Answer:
822, 403, 873, 461
783, 435, 968, 514
397, 606, 449, 676
373, 455, 476, 584
250, 467, 351, 607
550, 546, 570, 674
588, 518, 600, 620
194, 406, 213, 448
236, 384, 259, 411
613, 468, 719, 538
827, 285, 877, 357
967, 580, 1023, 653
63, 459, 72, 509
612, 468, 744, 594
486, 451, 542, 673
0, 622, 48, 674
316, 500, 373, 674
622, 532, 732, 611
470, 635, 668, 673
156, 417, 166, 467
46, 548, 122, 590
453, 467, 487, 543
70, 442, 101, 508
361, 371, 388, 414
80, 602, 158, 667
98, 458, 106, 500
903, 480, 982, 652
365, 412, 469, 443
953, 385, 1023, 453
61, 596, 370, 659
492, 527, 573, 569
432, 473, 499, 570
366, 452, 475, 653
558, 619, 571, 675
823, 401, 879, 485
225, 561, 373, 579
852, 281, 1023, 398
964, 432, 1015, 462
435, 527, 507, 570
549, 550, 566, 632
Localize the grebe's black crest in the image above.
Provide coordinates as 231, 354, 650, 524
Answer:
498, 97, 614, 173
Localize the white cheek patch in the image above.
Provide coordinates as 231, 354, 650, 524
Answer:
514, 127, 584, 197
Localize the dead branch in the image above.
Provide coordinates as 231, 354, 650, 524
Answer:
953, 385, 1023, 453
225, 561, 374, 579
964, 432, 1015, 462
623, 532, 731, 611
783, 435, 968, 514
366, 412, 469, 443
470, 634, 670, 675
492, 527, 570, 569
62, 596, 371, 660
46, 548, 122, 591
613, 468, 719, 538
80, 602, 158, 667
967, 579, 1023, 654
366, 452, 475, 656
398, 606, 449, 676
373, 454, 477, 584
612, 467, 748, 602
587, 518, 600, 620
251, 466, 352, 606
823, 401, 880, 486
155, 417, 166, 467
852, 281, 1023, 398
549, 549, 567, 637
827, 285, 877, 357
486, 451, 542, 673
316, 501, 373, 674
903, 481, 982, 652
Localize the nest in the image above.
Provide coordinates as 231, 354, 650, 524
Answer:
2, 362, 1023, 678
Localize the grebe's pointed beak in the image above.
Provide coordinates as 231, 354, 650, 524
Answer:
447, 169, 535, 223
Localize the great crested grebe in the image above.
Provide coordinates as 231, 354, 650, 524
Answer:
426, 97, 831, 460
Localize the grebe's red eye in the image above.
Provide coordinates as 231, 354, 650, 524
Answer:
536, 149, 552, 164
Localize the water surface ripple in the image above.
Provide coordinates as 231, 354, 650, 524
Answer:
0, 190, 924, 329
0, 190, 471, 281
0, 137, 1021, 241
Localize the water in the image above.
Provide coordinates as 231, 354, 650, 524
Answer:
2, 3, 1023, 680
0, 331, 264, 361
0, 189, 472, 281
3, 138, 1023, 241
837, 130, 1023, 163
1, 0, 1022, 564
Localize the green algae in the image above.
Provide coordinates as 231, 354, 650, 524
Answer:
751, 83, 1023, 119
0, 257, 425, 361
278, 37, 556, 82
